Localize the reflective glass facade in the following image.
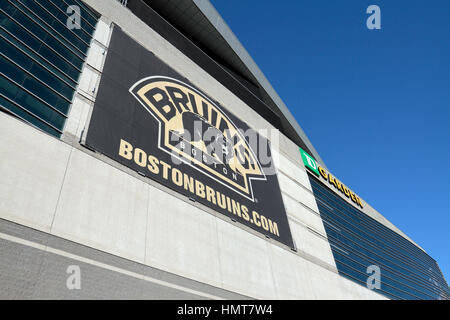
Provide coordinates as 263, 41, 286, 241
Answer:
0, 0, 99, 137
309, 174, 450, 300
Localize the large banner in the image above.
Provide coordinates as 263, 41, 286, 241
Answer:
85, 28, 293, 247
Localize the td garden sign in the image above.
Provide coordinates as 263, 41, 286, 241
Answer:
300, 148, 364, 209
85, 28, 293, 247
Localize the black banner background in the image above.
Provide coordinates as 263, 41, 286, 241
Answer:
85, 27, 293, 248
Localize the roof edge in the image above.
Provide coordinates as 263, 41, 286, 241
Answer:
193, 0, 327, 168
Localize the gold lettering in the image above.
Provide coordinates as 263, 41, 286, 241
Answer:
226, 196, 232, 213
231, 199, 241, 217
133, 148, 147, 167
216, 191, 227, 209
195, 180, 205, 198
318, 166, 328, 180
118, 139, 133, 160
160, 160, 171, 180
350, 192, 357, 203
206, 185, 216, 204
269, 219, 279, 236
342, 185, 350, 198
252, 211, 261, 227
260, 215, 269, 231
317, 163, 362, 211
147, 155, 159, 174
329, 175, 337, 188
356, 196, 363, 208
241, 205, 250, 221
183, 173, 194, 193
335, 180, 345, 193
172, 168, 183, 186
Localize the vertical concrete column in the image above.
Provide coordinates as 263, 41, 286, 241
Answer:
63, 16, 113, 143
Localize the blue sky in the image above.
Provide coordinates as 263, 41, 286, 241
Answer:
211, 0, 450, 282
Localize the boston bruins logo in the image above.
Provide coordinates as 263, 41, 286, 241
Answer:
129, 76, 266, 202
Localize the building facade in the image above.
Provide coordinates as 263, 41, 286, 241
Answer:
0, 0, 448, 299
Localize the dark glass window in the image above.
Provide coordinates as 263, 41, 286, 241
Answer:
0, 54, 71, 115
0, 7, 85, 69
308, 174, 450, 300
0, 36, 75, 101
0, 76, 66, 131
0, 95, 61, 137
7, 0, 89, 55
58, 0, 99, 28
0, 27, 78, 87
0, 0, 99, 137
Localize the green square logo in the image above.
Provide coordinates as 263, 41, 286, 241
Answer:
300, 148, 319, 176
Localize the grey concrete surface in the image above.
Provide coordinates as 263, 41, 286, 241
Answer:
0, 111, 385, 299
0, 218, 249, 299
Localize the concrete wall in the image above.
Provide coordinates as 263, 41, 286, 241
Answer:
0, 111, 386, 299
0, 0, 387, 299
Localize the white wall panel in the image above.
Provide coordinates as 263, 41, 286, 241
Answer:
64, 96, 92, 138
145, 186, 223, 288
278, 173, 318, 212
93, 18, 112, 46
283, 194, 325, 234
277, 152, 311, 190
216, 219, 276, 299
51, 148, 148, 263
269, 244, 315, 299
288, 220, 335, 267
86, 41, 107, 71
77, 67, 100, 99
0, 113, 70, 232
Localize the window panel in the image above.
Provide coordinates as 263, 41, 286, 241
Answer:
0, 0, 99, 137
0, 28, 77, 87
0, 36, 75, 101
47, 0, 96, 35
308, 174, 449, 300
0, 55, 70, 114
36, 0, 94, 39
0, 95, 61, 137
12, 0, 88, 55
0, 76, 65, 131
62, 0, 99, 27
0, 4, 85, 69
